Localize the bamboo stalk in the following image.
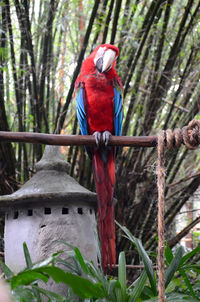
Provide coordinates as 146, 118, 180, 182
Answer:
0, 131, 157, 147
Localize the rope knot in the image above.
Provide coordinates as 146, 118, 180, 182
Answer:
165, 119, 200, 150
182, 119, 200, 150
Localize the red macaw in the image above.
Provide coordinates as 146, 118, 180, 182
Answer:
75, 44, 123, 272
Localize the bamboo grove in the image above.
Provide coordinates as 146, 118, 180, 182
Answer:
0, 0, 200, 271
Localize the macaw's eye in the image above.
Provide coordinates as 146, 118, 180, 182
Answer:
96, 57, 103, 73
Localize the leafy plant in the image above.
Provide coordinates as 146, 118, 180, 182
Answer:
117, 222, 200, 301
1, 224, 200, 301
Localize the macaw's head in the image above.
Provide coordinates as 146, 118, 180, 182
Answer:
80, 44, 119, 76
93, 44, 119, 73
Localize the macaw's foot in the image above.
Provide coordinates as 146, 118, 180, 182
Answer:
102, 131, 111, 146
93, 131, 101, 147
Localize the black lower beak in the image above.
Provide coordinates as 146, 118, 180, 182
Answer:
96, 57, 103, 73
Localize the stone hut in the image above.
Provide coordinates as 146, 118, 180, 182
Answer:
0, 146, 97, 295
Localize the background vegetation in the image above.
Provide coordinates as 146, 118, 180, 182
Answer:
0, 0, 200, 269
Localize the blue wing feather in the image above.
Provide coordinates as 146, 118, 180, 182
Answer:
114, 87, 123, 136
76, 87, 88, 136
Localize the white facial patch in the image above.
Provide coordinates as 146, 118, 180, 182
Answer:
94, 46, 107, 66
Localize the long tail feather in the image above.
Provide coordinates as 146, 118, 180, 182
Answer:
93, 148, 115, 272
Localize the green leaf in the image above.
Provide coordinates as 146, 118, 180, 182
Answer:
34, 266, 104, 299
142, 286, 155, 299
32, 285, 42, 302
179, 268, 200, 300
12, 286, 38, 302
114, 280, 123, 302
118, 251, 127, 301
108, 279, 119, 301
165, 242, 173, 265
165, 246, 184, 288
11, 270, 49, 289
74, 246, 89, 274
23, 242, 33, 269
71, 254, 82, 275
116, 221, 157, 295
181, 264, 200, 273
86, 261, 107, 287
128, 270, 148, 302
57, 240, 74, 250
32, 285, 68, 302
55, 257, 79, 274
32, 255, 57, 269
179, 245, 200, 267
0, 261, 14, 278
145, 292, 200, 301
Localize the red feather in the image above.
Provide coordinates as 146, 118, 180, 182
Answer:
75, 44, 123, 272
93, 148, 116, 270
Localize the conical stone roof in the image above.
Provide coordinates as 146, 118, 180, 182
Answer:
0, 146, 97, 209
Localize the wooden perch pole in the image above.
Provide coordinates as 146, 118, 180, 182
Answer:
0, 131, 157, 147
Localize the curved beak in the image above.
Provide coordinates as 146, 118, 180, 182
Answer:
95, 49, 116, 73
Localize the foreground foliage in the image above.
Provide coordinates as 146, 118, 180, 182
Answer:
1, 224, 200, 301
1, 0, 200, 262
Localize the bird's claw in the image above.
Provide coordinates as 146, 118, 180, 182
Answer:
93, 131, 111, 147
93, 131, 101, 147
102, 131, 111, 146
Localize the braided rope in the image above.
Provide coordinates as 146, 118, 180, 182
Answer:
165, 119, 200, 149
157, 119, 200, 302
157, 130, 166, 302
